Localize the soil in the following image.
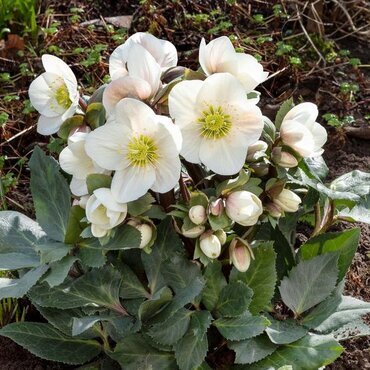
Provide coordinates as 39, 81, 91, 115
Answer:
0, 0, 369, 369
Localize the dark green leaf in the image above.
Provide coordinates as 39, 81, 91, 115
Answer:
77, 247, 106, 268
265, 317, 307, 344
85, 102, 106, 129
127, 193, 155, 216
29, 147, 71, 242
86, 174, 112, 194
64, 206, 86, 244
0, 253, 40, 270
42, 256, 77, 287
118, 263, 149, 299
275, 98, 294, 130
58, 115, 84, 140
138, 287, 172, 322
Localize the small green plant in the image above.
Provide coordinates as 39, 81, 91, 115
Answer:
323, 113, 355, 128
340, 82, 359, 101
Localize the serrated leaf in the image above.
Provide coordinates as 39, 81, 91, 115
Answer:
332, 319, 370, 341
42, 255, 77, 287
338, 196, 370, 224
85, 102, 106, 129
279, 253, 338, 315
275, 98, 294, 130
0, 322, 101, 365
127, 193, 155, 216
36, 240, 71, 263
0, 265, 48, 299
147, 308, 192, 345
77, 247, 106, 268
86, 174, 112, 194
64, 205, 86, 244
298, 229, 360, 281
0, 253, 40, 270
230, 242, 276, 314
246, 334, 343, 370
201, 261, 227, 311
265, 317, 307, 344
216, 281, 253, 317
29, 147, 71, 242
174, 311, 212, 370
304, 157, 328, 181
118, 263, 149, 299
330, 170, 370, 197
216, 170, 251, 196
138, 287, 172, 322
214, 312, 270, 341
109, 333, 177, 370
72, 315, 110, 336
261, 116, 276, 145
229, 334, 278, 364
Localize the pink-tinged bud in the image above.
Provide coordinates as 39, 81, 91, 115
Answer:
246, 140, 268, 162
225, 191, 263, 226
208, 198, 224, 216
182, 225, 205, 238
188, 205, 207, 225
265, 202, 282, 218
214, 229, 227, 245
229, 238, 254, 272
200, 233, 221, 259
273, 189, 301, 213
271, 147, 298, 168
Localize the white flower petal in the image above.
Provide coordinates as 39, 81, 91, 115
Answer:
152, 155, 181, 193
91, 224, 108, 238
111, 166, 156, 203
283, 102, 318, 127
37, 114, 63, 135
70, 177, 88, 196
85, 123, 131, 170
42, 54, 77, 88
109, 43, 130, 80
156, 115, 182, 152
102, 76, 152, 115
179, 125, 202, 164
94, 188, 127, 213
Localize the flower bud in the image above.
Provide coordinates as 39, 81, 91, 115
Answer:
229, 238, 254, 272
136, 224, 153, 249
246, 140, 268, 162
208, 198, 224, 216
271, 147, 298, 168
214, 229, 227, 245
182, 225, 205, 238
249, 162, 269, 177
265, 202, 282, 218
225, 191, 263, 226
200, 233, 221, 259
273, 189, 301, 213
188, 205, 207, 225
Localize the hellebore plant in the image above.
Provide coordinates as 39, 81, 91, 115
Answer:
1, 32, 370, 370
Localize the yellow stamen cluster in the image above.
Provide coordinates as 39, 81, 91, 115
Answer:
198, 105, 232, 139
126, 134, 159, 167
55, 84, 72, 109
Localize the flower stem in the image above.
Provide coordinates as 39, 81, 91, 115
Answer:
179, 174, 190, 203
79, 97, 88, 112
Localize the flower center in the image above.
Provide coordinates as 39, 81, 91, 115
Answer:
55, 84, 72, 109
198, 105, 232, 139
126, 134, 159, 167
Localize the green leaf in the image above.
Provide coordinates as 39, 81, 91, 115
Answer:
174, 311, 212, 370
29, 147, 71, 242
58, 115, 84, 140
109, 333, 177, 370
208, 212, 232, 231
298, 229, 360, 281
216, 170, 251, 196
118, 263, 149, 299
303, 295, 370, 332
215, 281, 253, 317
261, 116, 276, 145
201, 261, 227, 311
275, 98, 294, 130
29, 266, 123, 311
0, 322, 101, 365
230, 242, 276, 314
147, 308, 192, 345
246, 334, 343, 370
64, 206, 86, 244
85, 102, 106, 129
330, 170, 370, 197
77, 246, 106, 268
0, 253, 40, 270
0, 265, 48, 299
86, 174, 112, 194
36, 240, 71, 264
337, 196, 370, 224
229, 334, 278, 364
279, 253, 338, 315
214, 312, 270, 341
128, 193, 155, 216
72, 315, 109, 336
138, 287, 173, 322
265, 317, 307, 344
42, 256, 77, 287
304, 157, 328, 181
332, 319, 370, 341
141, 218, 184, 294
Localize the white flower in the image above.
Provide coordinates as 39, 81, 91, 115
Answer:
200, 233, 221, 259
225, 191, 263, 226
28, 55, 79, 135
199, 36, 268, 93
168, 73, 263, 176
85, 98, 182, 203
280, 102, 327, 157
59, 131, 107, 196
246, 140, 268, 161
109, 32, 178, 80
85, 188, 127, 237
273, 189, 301, 213
229, 238, 254, 272
189, 205, 207, 225
182, 225, 205, 238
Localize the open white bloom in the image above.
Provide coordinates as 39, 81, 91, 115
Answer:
59, 131, 107, 196
199, 36, 268, 93
169, 73, 263, 175
273, 189, 301, 213
85, 188, 127, 237
225, 191, 263, 226
85, 98, 182, 203
280, 103, 327, 157
109, 32, 178, 80
28, 55, 79, 135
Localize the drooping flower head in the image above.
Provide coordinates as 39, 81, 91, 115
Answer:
85, 98, 182, 203
28, 55, 79, 135
199, 36, 268, 93
279, 102, 327, 158
168, 72, 263, 175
